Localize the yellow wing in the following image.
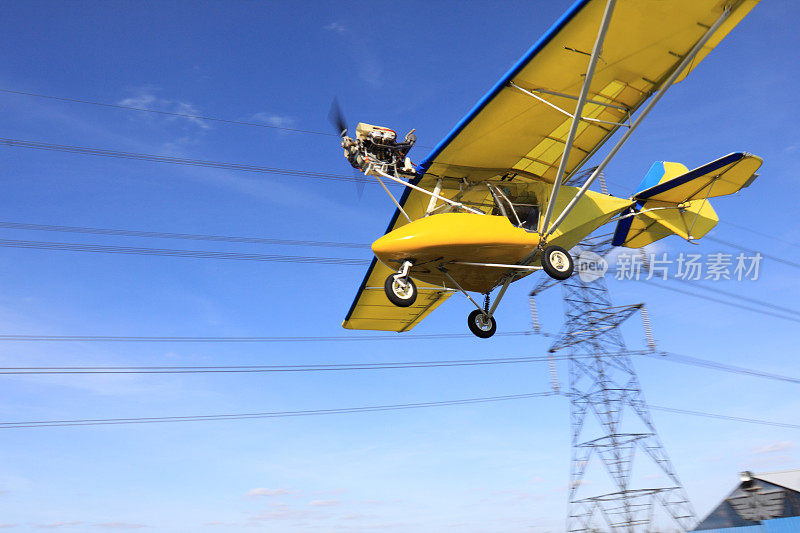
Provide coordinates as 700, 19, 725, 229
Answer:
416, 0, 759, 184
342, 258, 454, 332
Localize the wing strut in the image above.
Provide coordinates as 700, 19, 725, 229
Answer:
539, 0, 617, 236
542, 4, 734, 241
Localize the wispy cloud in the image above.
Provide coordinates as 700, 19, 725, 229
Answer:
754, 441, 794, 454
91, 523, 148, 530
250, 112, 296, 129
324, 22, 346, 34
35, 522, 82, 529
308, 499, 339, 507
117, 88, 210, 130
246, 487, 294, 497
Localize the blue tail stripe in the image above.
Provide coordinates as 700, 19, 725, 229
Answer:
611, 207, 636, 246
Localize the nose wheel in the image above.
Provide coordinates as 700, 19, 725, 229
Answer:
384, 274, 417, 307
467, 310, 497, 339
384, 260, 417, 307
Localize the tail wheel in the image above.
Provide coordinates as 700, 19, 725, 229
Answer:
542, 245, 574, 280
467, 310, 497, 339
384, 275, 417, 307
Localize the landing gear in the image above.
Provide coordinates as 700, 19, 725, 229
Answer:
467, 309, 496, 339
541, 245, 574, 280
384, 261, 417, 307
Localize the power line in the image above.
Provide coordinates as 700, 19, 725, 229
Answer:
639, 279, 800, 325
655, 351, 800, 386
1, 237, 796, 327
0, 88, 337, 137
0, 355, 560, 374
705, 235, 800, 270
0, 238, 369, 265
0, 391, 557, 429
0, 331, 533, 343
649, 404, 800, 430
673, 277, 800, 318
4, 351, 800, 390
715, 220, 800, 251
2, 391, 797, 431
0, 221, 370, 249
0, 137, 373, 184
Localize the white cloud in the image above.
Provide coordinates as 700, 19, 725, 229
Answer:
324, 22, 346, 34
754, 441, 794, 454
117, 89, 210, 130
91, 523, 147, 530
250, 112, 296, 129
35, 522, 82, 529
308, 499, 340, 507
246, 487, 293, 497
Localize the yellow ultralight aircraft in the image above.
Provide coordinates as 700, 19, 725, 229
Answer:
336, 0, 762, 338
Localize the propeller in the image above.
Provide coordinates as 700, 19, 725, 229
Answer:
328, 97, 348, 138
328, 97, 365, 200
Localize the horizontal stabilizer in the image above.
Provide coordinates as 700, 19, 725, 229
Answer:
633, 152, 762, 204
612, 152, 762, 248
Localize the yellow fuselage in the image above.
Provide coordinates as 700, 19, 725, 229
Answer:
371, 185, 634, 293
372, 213, 540, 293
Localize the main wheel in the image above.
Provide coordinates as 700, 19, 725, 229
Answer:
467, 309, 497, 339
541, 245, 574, 280
384, 274, 417, 307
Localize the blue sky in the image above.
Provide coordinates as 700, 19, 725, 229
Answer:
0, 1, 799, 531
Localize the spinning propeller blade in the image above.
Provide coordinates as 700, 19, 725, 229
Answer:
328, 98, 348, 137
329, 98, 364, 201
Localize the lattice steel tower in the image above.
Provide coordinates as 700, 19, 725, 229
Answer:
530, 237, 696, 532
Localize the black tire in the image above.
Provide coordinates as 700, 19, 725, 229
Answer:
542, 245, 574, 280
384, 274, 417, 307
467, 309, 497, 339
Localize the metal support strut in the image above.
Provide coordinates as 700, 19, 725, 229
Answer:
393, 260, 413, 281
539, 0, 617, 236
543, 6, 733, 240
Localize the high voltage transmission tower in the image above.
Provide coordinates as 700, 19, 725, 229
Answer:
530, 235, 696, 532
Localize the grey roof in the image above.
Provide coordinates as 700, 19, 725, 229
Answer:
754, 470, 800, 493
